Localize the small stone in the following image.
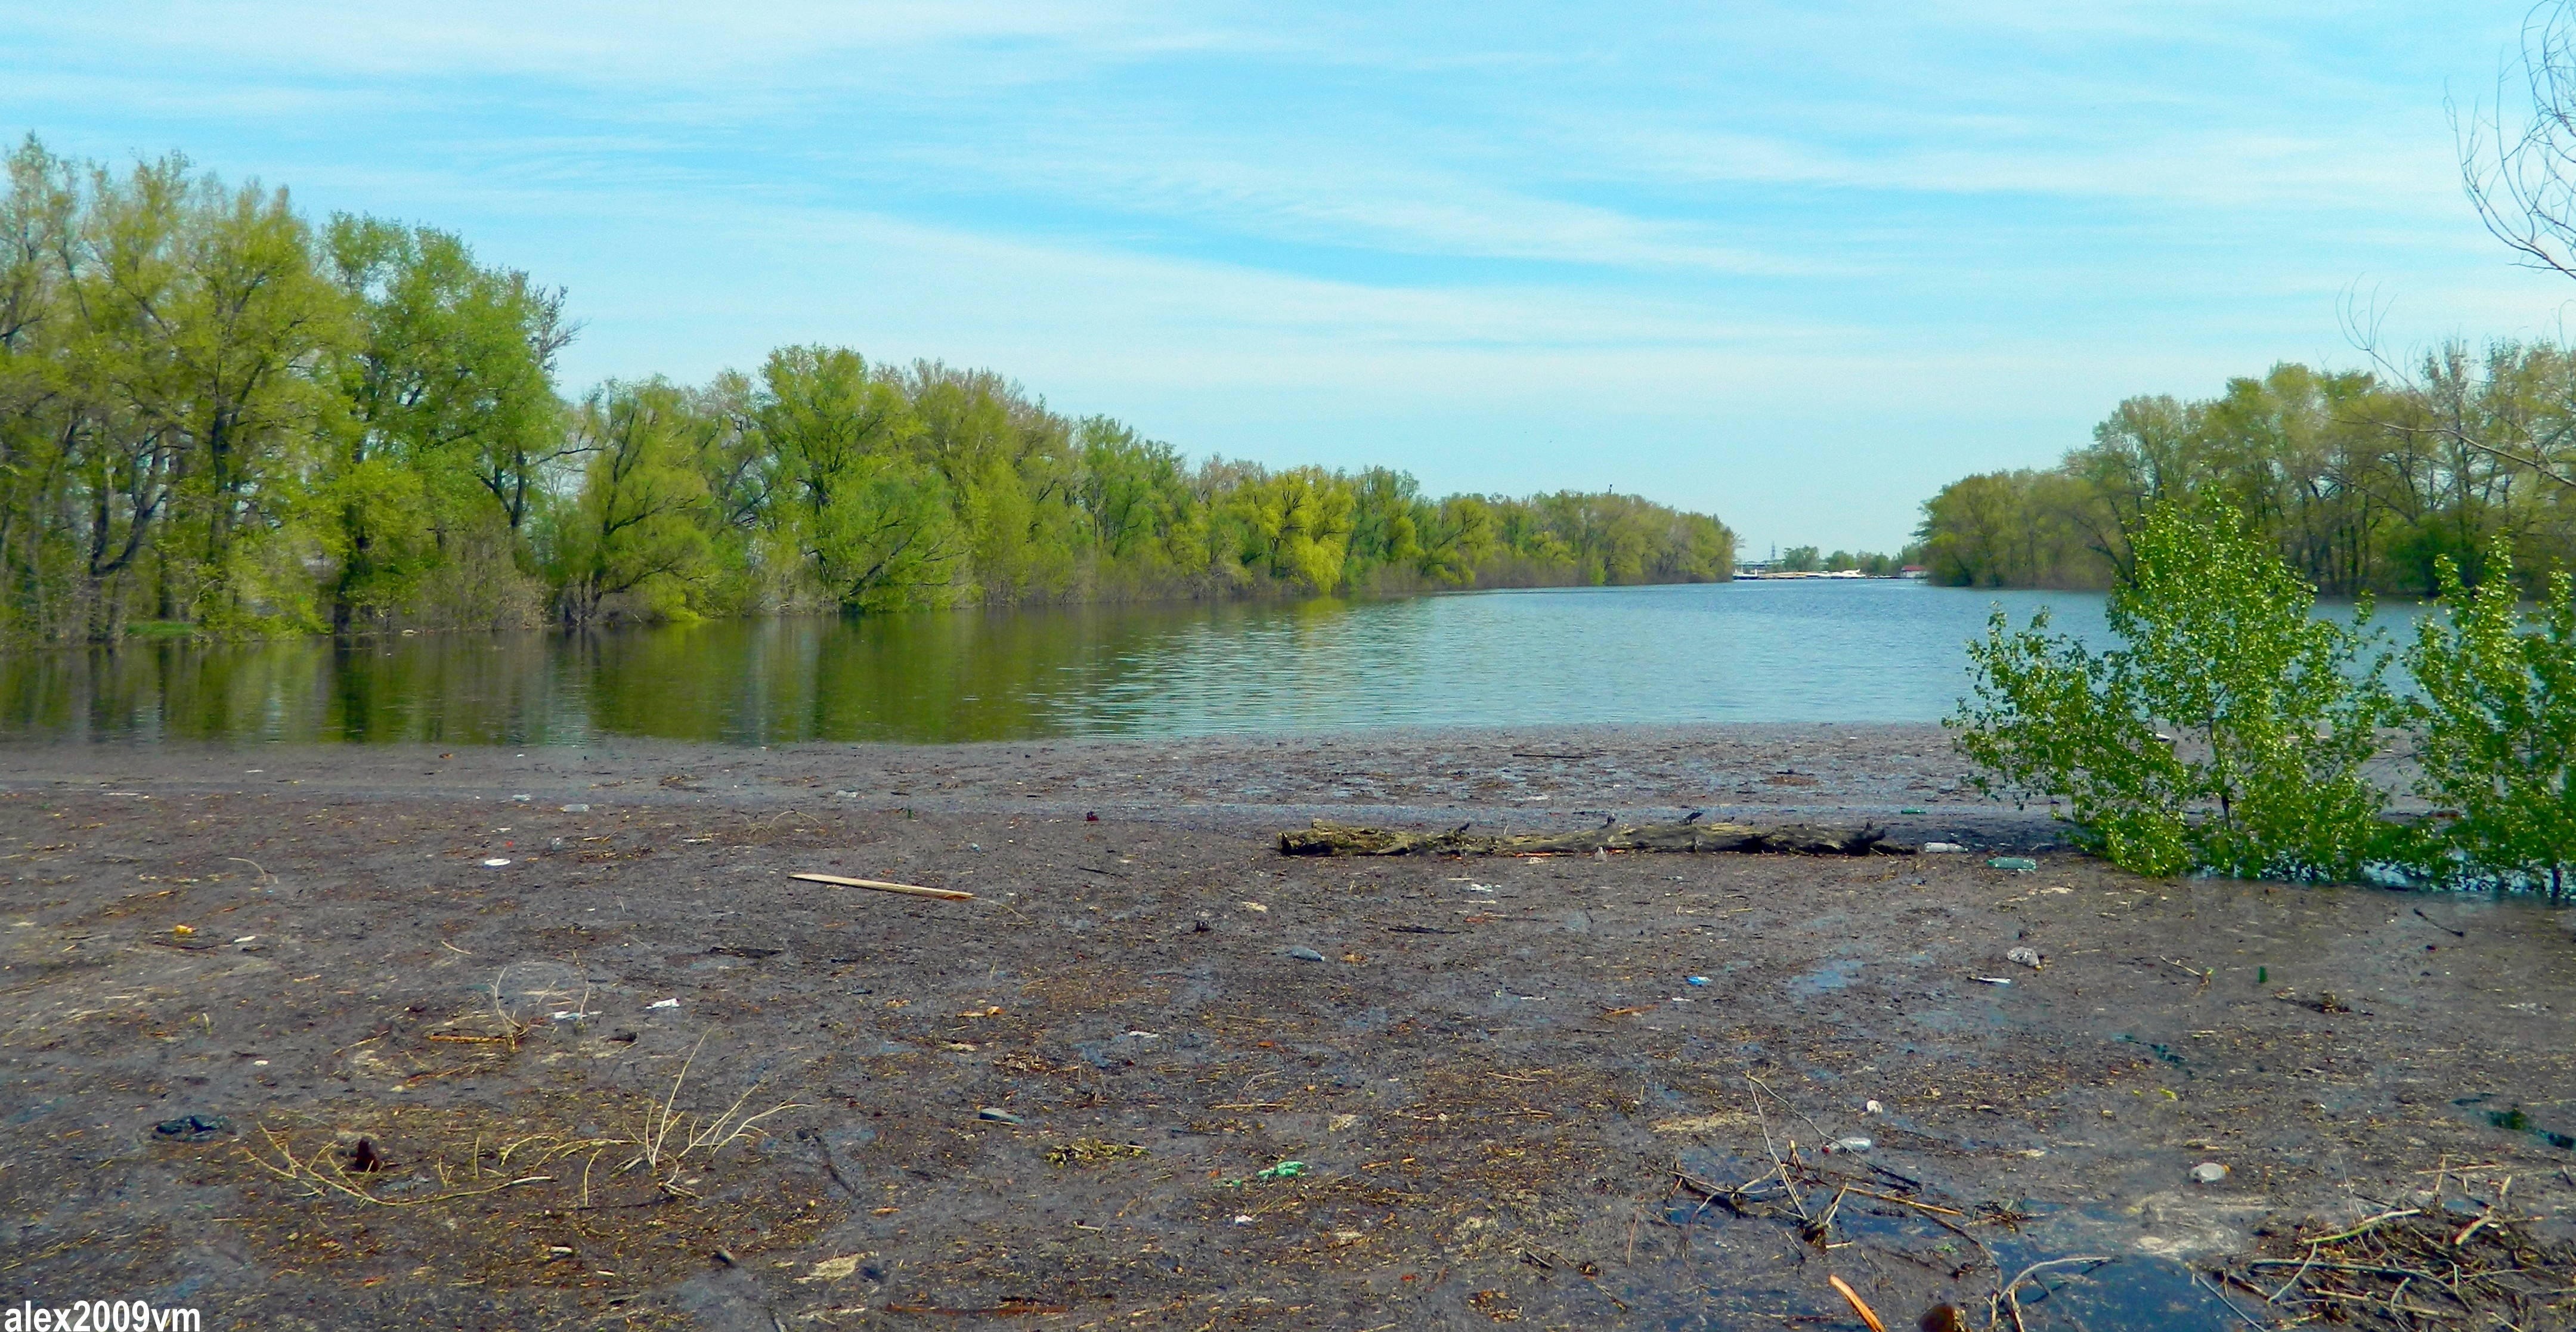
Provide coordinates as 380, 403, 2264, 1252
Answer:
2190, 1161, 2228, 1184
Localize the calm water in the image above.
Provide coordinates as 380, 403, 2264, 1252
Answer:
2, 581, 2136, 746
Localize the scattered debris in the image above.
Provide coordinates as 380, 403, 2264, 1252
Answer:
1255, 1160, 1307, 1180
1686, 975, 1711, 986
647, 998, 680, 1009
1986, 857, 2038, 872
151, 1114, 230, 1142
2218, 1199, 2576, 1325
2189, 1161, 2228, 1184
1921, 842, 1965, 853
1044, 1138, 1149, 1166
481, 858, 512, 868
559, 803, 589, 813
976, 1107, 1023, 1125
1824, 1136, 1873, 1154
2005, 946, 2045, 969
1971, 975, 2014, 986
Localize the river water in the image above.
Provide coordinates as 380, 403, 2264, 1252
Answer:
0, 580, 2140, 746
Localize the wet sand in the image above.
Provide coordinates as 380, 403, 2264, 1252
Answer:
2, 727, 2570, 1330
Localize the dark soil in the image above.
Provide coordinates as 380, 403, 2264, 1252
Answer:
2, 730, 2571, 1331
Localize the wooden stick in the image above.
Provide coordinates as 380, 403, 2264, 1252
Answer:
788, 872, 974, 901
1826, 1275, 1887, 1332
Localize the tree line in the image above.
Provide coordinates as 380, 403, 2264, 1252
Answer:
0, 137, 1733, 643
1915, 349, 2576, 596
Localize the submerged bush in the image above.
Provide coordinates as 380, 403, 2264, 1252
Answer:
1949, 501, 2401, 880
2406, 541, 2576, 899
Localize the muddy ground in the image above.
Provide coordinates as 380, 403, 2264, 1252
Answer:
2, 729, 2572, 1331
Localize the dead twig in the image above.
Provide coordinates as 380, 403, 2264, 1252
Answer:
1994, 1255, 2113, 1330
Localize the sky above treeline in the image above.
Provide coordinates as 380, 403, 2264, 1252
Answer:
7, 1, 2572, 554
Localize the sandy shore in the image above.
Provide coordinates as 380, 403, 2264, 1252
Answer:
2, 727, 2570, 1330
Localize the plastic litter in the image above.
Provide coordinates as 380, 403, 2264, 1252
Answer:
1685, 975, 1711, 987
1823, 1136, 1873, 1154
2190, 1161, 2229, 1184
1231, 1215, 1254, 1226
1864, 1099, 1884, 1114
1285, 946, 1326, 962
647, 998, 680, 1009
977, 1107, 1024, 1125
2006, 946, 2045, 969
1255, 1160, 1307, 1179
153, 1114, 231, 1142
1972, 975, 2014, 986
1900, 807, 1927, 814
482, 857, 512, 868
560, 803, 590, 813
1987, 857, 2038, 872
1921, 842, 1965, 853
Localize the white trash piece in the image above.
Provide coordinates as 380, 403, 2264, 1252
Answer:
482, 857, 512, 868
2006, 946, 2045, 969
648, 998, 680, 1009
1921, 842, 1966, 853
2190, 1161, 2228, 1185
1823, 1136, 1873, 1154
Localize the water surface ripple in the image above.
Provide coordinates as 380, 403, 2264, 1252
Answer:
4, 581, 2126, 745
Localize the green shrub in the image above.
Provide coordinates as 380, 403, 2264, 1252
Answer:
1948, 501, 2401, 880
2405, 541, 2576, 898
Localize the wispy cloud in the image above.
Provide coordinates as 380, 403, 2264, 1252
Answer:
0, 0, 2558, 550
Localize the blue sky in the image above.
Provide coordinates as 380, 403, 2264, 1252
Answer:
7, 1, 2571, 553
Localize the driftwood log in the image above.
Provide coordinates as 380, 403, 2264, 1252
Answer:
1278, 818, 1914, 857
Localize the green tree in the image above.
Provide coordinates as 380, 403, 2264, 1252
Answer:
758, 347, 963, 611
1227, 466, 1355, 591
552, 380, 714, 623
1950, 501, 2400, 879
2406, 540, 2576, 897
321, 215, 569, 629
